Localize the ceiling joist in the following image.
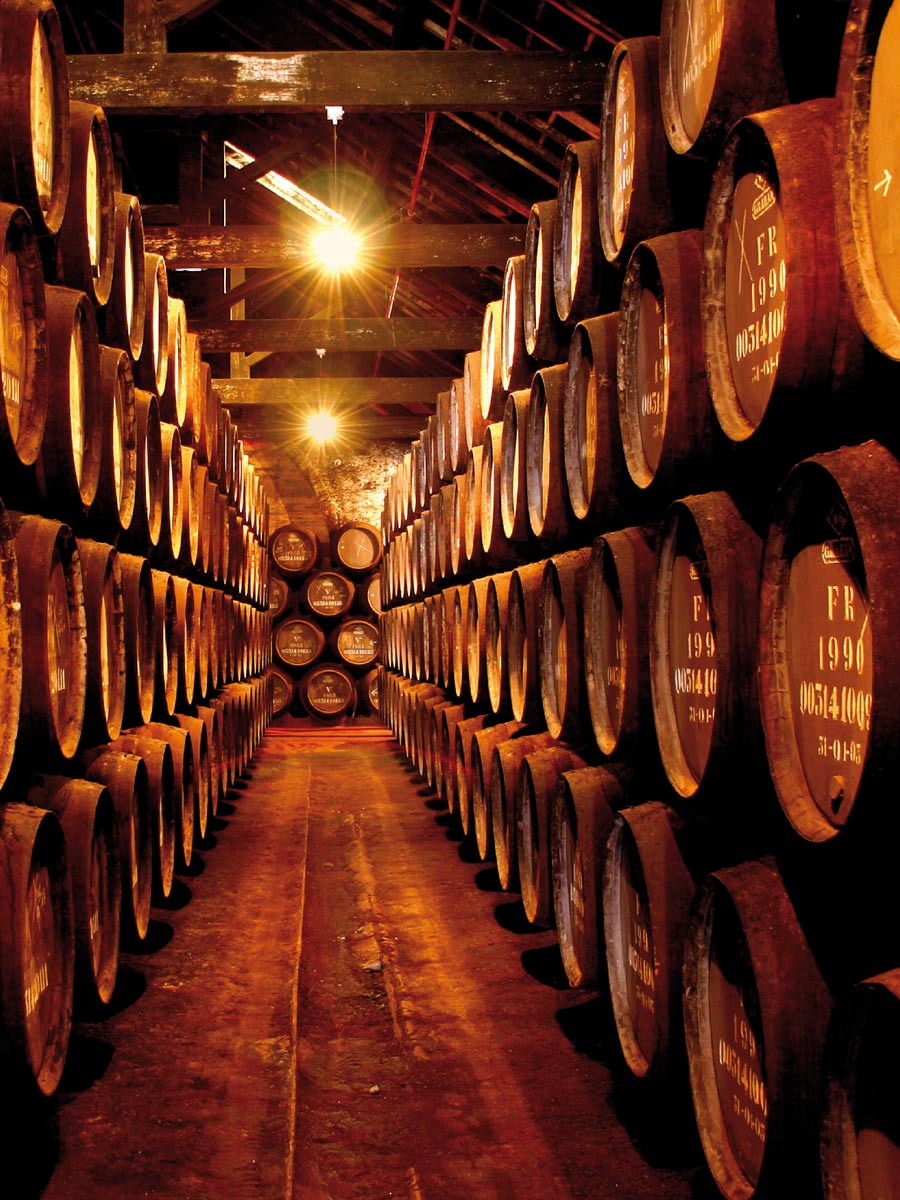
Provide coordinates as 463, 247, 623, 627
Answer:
195, 316, 482, 353
211, 377, 450, 407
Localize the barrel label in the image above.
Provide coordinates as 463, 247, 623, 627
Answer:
273, 531, 314, 570
668, 531, 717, 781
308, 576, 350, 613
725, 172, 787, 426
618, 850, 657, 1070
25, 960, 50, 1019
309, 672, 351, 712
276, 623, 319, 666
708, 924, 767, 1184
786, 502, 872, 825
671, 0, 724, 145
635, 285, 668, 476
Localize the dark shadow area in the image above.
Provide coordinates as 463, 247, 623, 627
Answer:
216, 800, 237, 818
608, 1072, 708, 1173
57, 1029, 116, 1094
196, 831, 218, 851
0, 1097, 60, 1199
230, 778, 250, 792
434, 813, 464, 843
493, 897, 532, 933
153, 878, 193, 910
520, 943, 569, 990
555, 993, 616, 1062
132, 919, 175, 953
103, 966, 149, 1014
473, 866, 502, 892
207, 813, 230, 832
455, 837, 481, 865
178, 852, 207, 878
423, 797, 446, 812
416, 784, 435, 798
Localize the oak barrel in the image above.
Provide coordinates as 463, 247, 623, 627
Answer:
517, 745, 587, 927
107, 732, 176, 902
489, 730, 553, 892
100, 192, 146, 360
0, 501, 22, 789
538, 547, 592, 743
0, 202, 48, 467
526, 363, 572, 542
524, 199, 567, 363
553, 138, 608, 326
297, 662, 356, 720
116, 552, 156, 727
270, 524, 318, 577
133, 252, 169, 397
91, 347, 137, 539
470, 720, 526, 861
57, 100, 115, 307
75, 538, 126, 746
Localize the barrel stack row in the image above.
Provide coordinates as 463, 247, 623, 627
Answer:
0, 0, 275, 1107
379, 4, 900, 1199
268, 521, 382, 719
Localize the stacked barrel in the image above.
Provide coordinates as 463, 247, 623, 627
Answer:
379, 3, 900, 1197
0, 0, 272, 1106
268, 521, 382, 720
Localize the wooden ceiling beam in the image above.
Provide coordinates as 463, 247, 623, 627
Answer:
66, 51, 602, 116
194, 316, 482, 353
146, 223, 525, 269
212, 377, 449, 407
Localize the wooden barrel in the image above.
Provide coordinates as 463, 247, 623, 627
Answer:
499, 388, 532, 544
57, 100, 115, 306
564, 314, 634, 528
0, 202, 48, 468
651, 491, 763, 803
0, 0, 71, 237
618, 230, 717, 498
703, 99, 866, 449
135, 721, 195, 872
683, 859, 831, 1200
553, 138, 608, 326
478, 300, 504, 425
107, 732, 176, 902
506, 559, 545, 725
482, 570, 514, 718
81, 748, 152, 947
268, 666, 294, 718
464, 576, 492, 709
463, 443, 487, 578
820, 968, 900, 1200
834, 0, 900, 360
123, 388, 163, 552
180, 332, 202, 449
489, 730, 553, 891
117, 553, 155, 727
304, 570, 355, 621
552, 765, 624, 989
171, 575, 196, 709
0, 802, 73, 1098
11, 512, 86, 759
524, 199, 568, 363
447, 584, 469, 700
0, 502, 22, 790
584, 525, 659, 764
270, 523, 318, 577
75, 539, 126, 746
274, 616, 324, 671
758, 441, 900, 842
358, 667, 380, 716
267, 574, 290, 621
159, 296, 188, 428
173, 713, 211, 844
149, 569, 178, 719
501, 254, 533, 393
538, 547, 592, 743
599, 37, 678, 268
480, 421, 522, 566
517, 745, 588, 927
297, 662, 356, 720
526, 363, 572, 542
333, 617, 379, 669
30, 775, 119, 1013
42, 284, 103, 513
134, 252, 169, 397
659, 0, 788, 158
335, 522, 382, 574
471, 721, 526, 861
358, 572, 382, 618
91, 347, 137, 539
157, 421, 183, 563
177, 444, 202, 570
454, 713, 492, 839
603, 800, 695, 1079
462, 348, 486, 463
101, 193, 146, 361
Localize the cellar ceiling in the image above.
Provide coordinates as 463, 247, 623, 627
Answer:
56, 0, 662, 529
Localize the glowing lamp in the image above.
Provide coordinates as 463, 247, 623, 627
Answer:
312, 224, 361, 272
306, 410, 339, 443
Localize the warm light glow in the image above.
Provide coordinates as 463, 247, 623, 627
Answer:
312, 224, 361, 272
224, 141, 346, 226
305, 410, 340, 443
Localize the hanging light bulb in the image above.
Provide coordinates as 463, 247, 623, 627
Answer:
312, 223, 361, 271
305, 410, 339, 443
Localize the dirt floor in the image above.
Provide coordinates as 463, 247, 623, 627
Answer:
3, 724, 719, 1200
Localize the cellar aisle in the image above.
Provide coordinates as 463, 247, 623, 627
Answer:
17, 728, 713, 1200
